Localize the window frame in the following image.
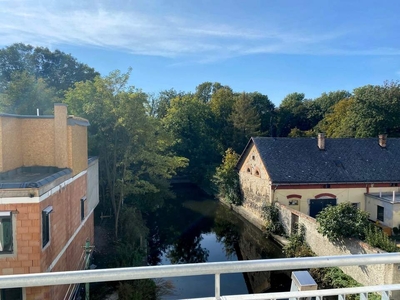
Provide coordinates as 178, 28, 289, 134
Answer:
42, 206, 53, 249
0, 211, 15, 256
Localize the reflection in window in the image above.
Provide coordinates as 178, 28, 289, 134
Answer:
0, 212, 13, 254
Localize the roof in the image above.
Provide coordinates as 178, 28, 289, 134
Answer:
0, 166, 71, 189
239, 137, 400, 184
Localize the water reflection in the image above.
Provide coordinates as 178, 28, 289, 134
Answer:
145, 184, 290, 298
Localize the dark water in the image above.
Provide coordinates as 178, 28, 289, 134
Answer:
145, 184, 291, 299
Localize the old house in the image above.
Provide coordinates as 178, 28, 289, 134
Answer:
237, 134, 400, 231
0, 104, 99, 299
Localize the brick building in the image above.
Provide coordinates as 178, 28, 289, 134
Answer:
0, 104, 99, 299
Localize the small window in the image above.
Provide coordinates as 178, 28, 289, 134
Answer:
289, 200, 299, 206
42, 206, 53, 248
81, 197, 87, 221
323, 184, 331, 189
1, 288, 23, 300
247, 168, 251, 173
377, 205, 384, 222
255, 170, 260, 176
352, 203, 360, 209
252, 155, 255, 160
0, 212, 13, 254
391, 183, 398, 187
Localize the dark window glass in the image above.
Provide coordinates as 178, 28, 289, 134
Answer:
0, 216, 13, 254
1, 288, 23, 300
377, 205, 384, 222
81, 198, 85, 221
42, 211, 50, 247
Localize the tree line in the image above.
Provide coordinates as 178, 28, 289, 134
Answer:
2, 43, 400, 215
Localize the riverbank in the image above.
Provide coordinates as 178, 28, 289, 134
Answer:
218, 199, 289, 247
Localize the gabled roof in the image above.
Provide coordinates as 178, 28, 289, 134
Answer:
238, 137, 400, 184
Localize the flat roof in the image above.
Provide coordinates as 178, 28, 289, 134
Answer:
0, 166, 72, 189
367, 192, 400, 203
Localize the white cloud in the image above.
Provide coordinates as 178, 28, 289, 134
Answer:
0, 0, 399, 62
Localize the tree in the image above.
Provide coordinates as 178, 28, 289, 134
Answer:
213, 149, 242, 205
0, 71, 59, 114
276, 92, 311, 136
230, 92, 260, 152
151, 88, 185, 119
248, 92, 275, 135
195, 81, 229, 103
316, 202, 370, 241
0, 43, 98, 94
163, 94, 219, 185
318, 98, 356, 137
64, 70, 187, 238
209, 87, 236, 151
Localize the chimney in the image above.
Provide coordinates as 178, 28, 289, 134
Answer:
379, 134, 387, 148
318, 133, 325, 150
54, 103, 69, 168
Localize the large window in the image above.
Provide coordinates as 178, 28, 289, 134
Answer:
377, 205, 384, 222
1, 288, 23, 300
42, 206, 53, 248
0, 212, 13, 254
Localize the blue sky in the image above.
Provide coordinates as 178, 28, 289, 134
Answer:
1, 0, 400, 105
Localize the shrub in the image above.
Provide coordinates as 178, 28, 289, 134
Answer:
364, 225, 398, 252
213, 148, 242, 205
316, 202, 369, 241
262, 204, 284, 237
283, 224, 314, 257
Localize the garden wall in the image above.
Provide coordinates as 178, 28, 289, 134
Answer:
277, 202, 400, 298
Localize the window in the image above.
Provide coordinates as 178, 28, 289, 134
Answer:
252, 155, 255, 160
42, 206, 53, 248
254, 170, 260, 176
246, 168, 251, 173
0, 212, 13, 254
1, 288, 23, 300
81, 197, 87, 221
352, 203, 360, 209
377, 205, 384, 222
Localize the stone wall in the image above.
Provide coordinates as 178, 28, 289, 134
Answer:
277, 202, 400, 298
238, 144, 271, 220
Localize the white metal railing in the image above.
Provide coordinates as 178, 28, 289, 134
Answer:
0, 253, 399, 299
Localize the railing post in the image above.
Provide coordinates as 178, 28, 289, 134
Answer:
215, 273, 220, 300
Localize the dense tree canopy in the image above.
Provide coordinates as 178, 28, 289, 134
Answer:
64, 70, 187, 238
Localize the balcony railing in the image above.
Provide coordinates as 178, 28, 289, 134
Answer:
0, 253, 399, 299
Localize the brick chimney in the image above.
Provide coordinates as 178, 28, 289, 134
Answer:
54, 103, 69, 168
379, 134, 387, 148
318, 133, 325, 150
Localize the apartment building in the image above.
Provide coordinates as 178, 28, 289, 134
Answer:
0, 104, 99, 299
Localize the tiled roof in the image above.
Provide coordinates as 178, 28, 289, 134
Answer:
245, 137, 400, 184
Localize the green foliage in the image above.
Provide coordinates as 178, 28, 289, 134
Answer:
64, 70, 188, 238
230, 92, 261, 151
316, 202, 370, 241
213, 149, 242, 205
162, 93, 219, 185
310, 267, 380, 300
283, 224, 314, 257
364, 225, 398, 252
0, 43, 98, 94
0, 71, 59, 114
262, 204, 284, 237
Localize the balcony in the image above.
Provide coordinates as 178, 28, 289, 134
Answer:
0, 253, 399, 299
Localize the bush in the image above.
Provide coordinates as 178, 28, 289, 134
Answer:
283, 224, 314, 257
316, 202, 369, 241
364, 225, 398, 252
262, 204, 284, 237
213, 148, 242, 205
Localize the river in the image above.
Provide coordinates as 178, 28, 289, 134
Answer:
145, 184, 291, 299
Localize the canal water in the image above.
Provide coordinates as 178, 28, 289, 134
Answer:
145, 184, 291, 299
